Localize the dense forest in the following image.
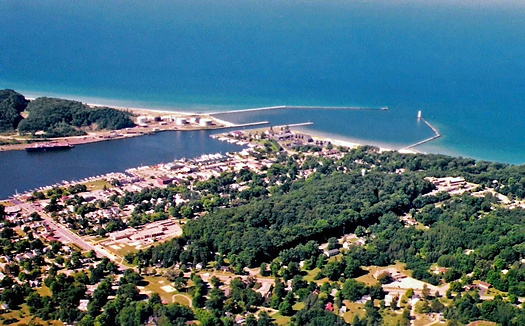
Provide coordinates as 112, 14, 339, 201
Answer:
2, 121, 525, 325
183, 171, 432, 267
126, 147, 525, 325
132, 149, 525, 273
0, 89, 29, 132
17, 96, 135, 137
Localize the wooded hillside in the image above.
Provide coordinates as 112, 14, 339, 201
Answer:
17, 96, 135, 137
0, 89, 29, 133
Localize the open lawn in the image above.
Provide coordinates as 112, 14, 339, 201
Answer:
270, 312, 291, 326
68, 243, 85, 252
173, 294, 192, 307
0, 304, 62, 326
342, 300, 366, 323
81, 179, 111, 191
413, 313, 438, 326
103, 242, 139, 258
304, 268, 322, 283
36, 284, 52, 297
467, 321, 497, 326
358, 262, 412, 286
382, 310, 406, 326
292, 302, 305, 311
142, 275, 177, 303
356, 271, 379, 286
0, 200, 14, 206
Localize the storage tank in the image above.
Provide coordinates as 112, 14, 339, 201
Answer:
175, 118, 188, 125
199, 118, 213, 126
137, 116, 148, 126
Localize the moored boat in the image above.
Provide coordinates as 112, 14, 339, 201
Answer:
26, 143, 75, 152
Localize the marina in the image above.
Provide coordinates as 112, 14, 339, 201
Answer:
0, 129, 246, 200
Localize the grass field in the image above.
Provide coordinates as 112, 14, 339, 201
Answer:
271, 312, 291, 326
292, 302, 305, 311
104, 242, 139, 258
413, 314, 438, 326
342, 300, 366, 323
81, 179, 111, 191
0, 304, 63, 326
142, 275, 175, 303
467, 321, 497, 326
173, 294, 192, 307
382, 310, 407, 326
36, 284, 52, 297
303, 267, 322, 283
358, 261, 412, 286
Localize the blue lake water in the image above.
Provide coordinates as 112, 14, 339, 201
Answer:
1, 0, 524, 195
213, 108, 435, 149
0, 131, 243, 199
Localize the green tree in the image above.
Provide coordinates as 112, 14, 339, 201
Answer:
0, 89, 28, 132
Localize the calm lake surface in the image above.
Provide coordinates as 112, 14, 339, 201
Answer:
213, 108, 435, 149
1, 0, 524, 197
0, 131, 243, 199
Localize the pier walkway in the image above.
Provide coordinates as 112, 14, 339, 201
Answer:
401, 118, 441, 150
208, 105, 388, 115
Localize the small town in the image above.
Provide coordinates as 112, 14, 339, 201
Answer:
2, 1, 525, 325
1, 126, 524, 326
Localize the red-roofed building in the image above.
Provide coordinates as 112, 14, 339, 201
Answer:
478, 281, 491, 290
157, 176, 174, 186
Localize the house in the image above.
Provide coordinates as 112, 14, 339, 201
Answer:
384, 294, 394, 307
323, 249, 340, 257
229, 131, 244, 138
220, 266, 233, 273
29, 280, 40, 287
325, 302, 334, 312
109, 228, 137, 240
157, 176, 174, 186
477, 281, 491, 290
235, 316, 245, 324
463, 285, 478, 292
78, 299, 90, 311
271, 131, 294, 141
0, 303, 9, 312
355, 295, 372, 304
145, 316, 159, 326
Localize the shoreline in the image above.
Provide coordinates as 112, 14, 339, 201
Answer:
2, 95, 389, 152
4, 93, 433, 156
212, 124, 419, 155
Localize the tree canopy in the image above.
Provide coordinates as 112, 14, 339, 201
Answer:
17, 96, 134, 137
0, 89, 29, 132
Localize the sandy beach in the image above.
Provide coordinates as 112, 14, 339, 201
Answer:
6, 97, 423, 155
0, 101, 233, 152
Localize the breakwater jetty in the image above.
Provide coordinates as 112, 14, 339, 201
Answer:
402, 118, 441, 150
280, 122, 314, 128
209, 105, 388, 115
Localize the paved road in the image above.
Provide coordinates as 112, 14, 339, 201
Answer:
38, 211, 128, 270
